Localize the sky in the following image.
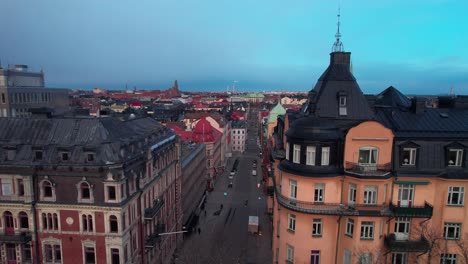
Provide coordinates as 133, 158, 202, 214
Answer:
1, 0, 467, 94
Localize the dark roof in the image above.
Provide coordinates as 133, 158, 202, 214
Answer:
374, 86, 412, 109
307, 52, 374, 120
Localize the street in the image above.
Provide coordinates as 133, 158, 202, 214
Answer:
175, 110, 272, 264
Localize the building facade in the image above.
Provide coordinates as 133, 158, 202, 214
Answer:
269, 47, 468, 263
231, 120, 247, 153
0, 117, 182, 264
0, 65, 69, 117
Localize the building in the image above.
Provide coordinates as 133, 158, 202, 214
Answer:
0, 65, 69, 117
269, 30, 468, 263
181, 142, 207, 233
244, 93, 265, 103
0, 116, 182, 264
231, 120, 247, 153
266, 102, 286, 140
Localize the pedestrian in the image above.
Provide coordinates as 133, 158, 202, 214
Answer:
220, 204, 223, 209
198, 228, 201, 235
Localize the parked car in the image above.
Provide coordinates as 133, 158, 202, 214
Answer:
229, 170, 236, 179
252, 169, 257, 176
228, 182, 233, 188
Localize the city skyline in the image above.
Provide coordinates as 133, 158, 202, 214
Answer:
1, 0, 467, 94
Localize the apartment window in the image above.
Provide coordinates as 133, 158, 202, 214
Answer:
289, 180, 297, 199
444, 223, 461, 240
286, 244, 294, 263
35, 150, 43, 161
17, 179, 24, 196
288, 214, 296, 232
1, 179, 12, 196
363, 186, 377, 205
346, 218, 354, 236
84, 246, 96, 264
44, 244, 62, 263
348, 183, 357, 205
42, 213, 59, 231
359, 147, 378, 164
339, 96, 347, 116
311, 250, 320, 264
448, 186, 465, 206
87, 153, 94, 162
1, 93, 5, 104
61, 152, 69, 161
109, 215, 118, 233
359, 254, 372, 264
391, 252, 407, 264
360, 221, 374, 239
43, 181, 53, 198
314, 183, 325, 203
19, 211, 29, 228
286, 142, 290, 160
440, 254, 458, 264
321, 147, 330, 165
111, 248, 120, 264
312, 219, 322, 236
402, 148, 417, 166
82, 214, 93, 232
293, 144, 301, 164
107, 186, 117, 200
306, 146, 316, 166
81, 182, 91, 199
448, 149, 463, 167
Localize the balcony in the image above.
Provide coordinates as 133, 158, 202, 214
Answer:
384, 234, 430, 252
0, 232, 32, 243
145, 224, 165, 248
144, 198, 165, 220
344, 162, 391, 177
389, 202, 433, 218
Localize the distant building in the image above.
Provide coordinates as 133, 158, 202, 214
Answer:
0, 65, 69, 117
0, 116, 182, 264
231, 120, 247, 153
244, 92, 265, 103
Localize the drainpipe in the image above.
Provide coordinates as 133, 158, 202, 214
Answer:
31, 166, 40, 264
136, 174, 145, 264
334, 215, 342, 264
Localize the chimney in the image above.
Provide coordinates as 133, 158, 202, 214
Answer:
412, 97, 426, 114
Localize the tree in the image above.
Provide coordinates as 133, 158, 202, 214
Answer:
353, 244, 385, 264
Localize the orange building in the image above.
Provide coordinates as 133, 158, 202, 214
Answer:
268, 39, 468, 263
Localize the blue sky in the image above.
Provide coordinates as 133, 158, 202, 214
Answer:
1, 0, 467, 94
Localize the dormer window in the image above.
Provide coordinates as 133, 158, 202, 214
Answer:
321, 147, 330, 166
87, 153, 95, 162
40, 179, 56, 201
402, 148, 417, 166
338, 92, 347, 116
5, 149, 16, 161
61, 152, 69, 161
448, 149, 463, 167
35, 151, 43, 161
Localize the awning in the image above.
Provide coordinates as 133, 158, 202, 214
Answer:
395, 180, 430, 185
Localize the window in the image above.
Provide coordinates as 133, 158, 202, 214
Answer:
23, 244, 32, 262
359, 147, 378, 164
19, 211, 29, 228
314, 184, 325, 203
111, 248, 120, 264
289, 180, 297, 199
440, 254, 458, 264
286, 142, 290, 160
360, 221, 374, 239
348, 183, 357, 206
448, 186, 465, 206
306, 146, 316, 166
448, 149, 463, 167
293, 144, 300, 164
42, 213, 59, 231
339, 96, 347, 107
359, 254, 372, 264
286, 244, 294, 263
363, 186, 377, 205
1, 93, 5, 104
87, 153, 94, 162
84, 246, 95, 264
6, 149, 15, 161
82, 214, 93, 232
402, 148, 417, 166
44, 244, 62, 263
1, 179, 12, 196
108, 186, 116, 200
17, 179, 25, 196
81, 182, 91, 200
311, 250, 320, 264
391, 252, 407, 264
109, 215, 118, 233
288, 214, 296, 232
444, 223, 461, 240
43, 181, 53, 198
312, 219, 322, 236
346, 218, 354, 236
321, 147, 330, 166
61, 152, 69, 161
339, 96, 347, 116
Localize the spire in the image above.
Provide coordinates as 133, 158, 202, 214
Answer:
332, 7, 344, 52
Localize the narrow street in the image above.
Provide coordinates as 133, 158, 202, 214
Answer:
175, 110, 272, 264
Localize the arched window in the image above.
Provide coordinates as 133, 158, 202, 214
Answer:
109, 215, 118, 233
3, 211, 14, 234
82, 214, 93, 232
19, 211, 29, 229
81, 182, 90, 199
43, 181, 53, 197
42, 213, 47, 229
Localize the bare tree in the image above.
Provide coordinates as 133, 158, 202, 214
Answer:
353, 245, 386, 264
454, 233, 468, 264
417, 222, 445, 264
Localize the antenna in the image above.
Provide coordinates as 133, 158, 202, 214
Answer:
332, 7, 344, 52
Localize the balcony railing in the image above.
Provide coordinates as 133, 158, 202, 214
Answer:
344, 162, 391, 176
0, 232, 32, 243
389, 202, 433, 218
144, 198, 165, 220
145, 224, 165, 248
384, 234, 430, 252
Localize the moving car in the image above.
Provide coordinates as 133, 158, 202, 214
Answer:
252, 169, 257, 176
